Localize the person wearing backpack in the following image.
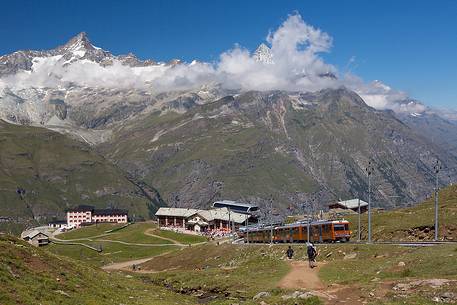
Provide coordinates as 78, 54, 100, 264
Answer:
307, 242, 318, 268
286, 246, 294, 259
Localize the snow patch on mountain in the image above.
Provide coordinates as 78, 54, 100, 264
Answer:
253, 43, 274, 64
0, 13, 454, 130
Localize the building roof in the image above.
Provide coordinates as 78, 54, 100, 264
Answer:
155, 208, 201, 218
333, 199, 368, 209
93, 208, 128, 216
212, 200, 259, 212
195, 208, 248, 224
66, 205, 128, 215
21, 230, 49, 240
155, 207, 248, 224
66, 205, 95, 212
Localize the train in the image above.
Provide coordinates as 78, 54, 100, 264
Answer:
239, 219, 351, 243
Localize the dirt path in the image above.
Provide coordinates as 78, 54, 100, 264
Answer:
277, 260, 385, 305
101, 248, 179, 272
102, 257, 155, 271
278, 260, 325, 290
144, 229, 185, 245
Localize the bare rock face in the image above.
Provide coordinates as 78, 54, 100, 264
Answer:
98, 88, 457, 212
1, 33, 457, 215
49, 99, 67, 120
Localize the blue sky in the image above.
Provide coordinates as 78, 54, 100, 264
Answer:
1, 0, 456, 108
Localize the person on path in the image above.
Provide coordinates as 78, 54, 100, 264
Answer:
286, 246, 294, 259
307, 242, 318, 268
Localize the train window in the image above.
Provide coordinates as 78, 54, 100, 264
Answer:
334, 225, 345, 231
344, 224, 349, 230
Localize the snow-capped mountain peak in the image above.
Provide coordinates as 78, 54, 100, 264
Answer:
253, 43, 274, 64
53, 32, 113, 63
60, 32, 95, 51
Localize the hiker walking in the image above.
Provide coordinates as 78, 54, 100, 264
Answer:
286, 246, 294, 259
307, 242, 318, 268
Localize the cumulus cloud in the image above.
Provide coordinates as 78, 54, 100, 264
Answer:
1, 13, 338, 92
0, 13, 421, 113
343, 74, 426, 113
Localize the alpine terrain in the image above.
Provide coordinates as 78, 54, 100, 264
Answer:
0, 32, 456, 224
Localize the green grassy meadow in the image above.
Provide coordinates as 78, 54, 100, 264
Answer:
47, 222, 207, 266
0, 234, 195, 305
139, 243, 321, 305
346, 184, 457, 241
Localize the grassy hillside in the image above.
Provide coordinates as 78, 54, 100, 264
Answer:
140, 243, 321, 305
318, 243, 457, 305
47, 222, 206, 266
56, 223, 125, 240
47, 242, 175, 267
139, 242, 457, 305
0, 233, 195, 305
56, 222, 206, 244
149, 227, 207, 244
347, 184, 457, 241
0, 120, 164, 233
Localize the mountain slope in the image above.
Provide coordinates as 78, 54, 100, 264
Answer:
0, 234, 194, 305
100, 88, 457, 212
0, 120, 164, 231
398, 112, 457, 157
1, 33, 457, 215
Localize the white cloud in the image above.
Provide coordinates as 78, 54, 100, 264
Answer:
2, 13, 338, 92
343, 74, 426, 113
0, 13, 423, 113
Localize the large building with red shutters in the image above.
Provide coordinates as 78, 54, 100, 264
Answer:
66, 205, 128, 228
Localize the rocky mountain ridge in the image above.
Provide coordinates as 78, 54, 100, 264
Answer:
1, 33, 457, 217
99, 88, 457, 212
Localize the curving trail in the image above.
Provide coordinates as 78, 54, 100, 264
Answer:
144, 229, 186, 246
277, 260, 377, 305
101, 252, 177, 271
278, 260, 324, 290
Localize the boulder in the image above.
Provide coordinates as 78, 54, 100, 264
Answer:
344, 253, 357, 260
253, 292, 270, 300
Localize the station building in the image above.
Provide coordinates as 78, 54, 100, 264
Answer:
329, 199, 368, 213
155, 207, 249, 233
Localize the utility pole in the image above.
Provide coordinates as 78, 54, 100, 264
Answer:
302, 199, 313, 243
228, 208, 231, 234
357, 198, 361, 242
270, 195, 274, 244
366, 161, 374, 243
434, 160, 442, 241
307, 202, 311, 243
245, 214, 249, 244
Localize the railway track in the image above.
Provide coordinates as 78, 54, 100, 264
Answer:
234, 239, 457, 246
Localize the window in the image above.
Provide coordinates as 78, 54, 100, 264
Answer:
334, 225, 345, 231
